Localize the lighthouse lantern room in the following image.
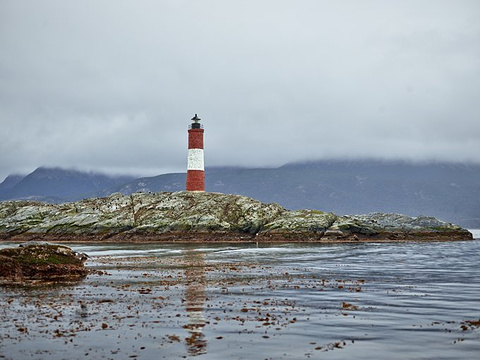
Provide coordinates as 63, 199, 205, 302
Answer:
186, 114, 205, 192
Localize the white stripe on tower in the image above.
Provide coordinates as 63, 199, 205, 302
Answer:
187, 148, 204, 170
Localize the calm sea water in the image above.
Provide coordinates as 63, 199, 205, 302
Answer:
1, 233, 479, 359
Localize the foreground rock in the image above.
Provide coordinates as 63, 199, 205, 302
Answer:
0, 243, 88, 283
0, 192, 473, 242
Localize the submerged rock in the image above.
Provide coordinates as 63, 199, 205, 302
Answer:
0, 243, 88, 283
0, 192, 473, 242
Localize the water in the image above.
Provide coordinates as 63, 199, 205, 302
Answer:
1, 236, 480, 359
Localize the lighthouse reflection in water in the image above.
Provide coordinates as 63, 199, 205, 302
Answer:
1, 241, 479, 359
183, 249, 207, 355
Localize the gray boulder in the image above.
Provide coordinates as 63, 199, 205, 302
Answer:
324, 213, 471, 241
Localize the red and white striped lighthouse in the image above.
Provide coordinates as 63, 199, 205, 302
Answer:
186, 114, 205, 192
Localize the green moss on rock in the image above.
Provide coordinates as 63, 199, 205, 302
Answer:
0, 243, 88, 283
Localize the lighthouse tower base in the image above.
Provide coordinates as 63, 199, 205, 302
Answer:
186, 170, 205, 192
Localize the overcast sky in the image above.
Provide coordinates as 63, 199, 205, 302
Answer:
1, 0, 479, 181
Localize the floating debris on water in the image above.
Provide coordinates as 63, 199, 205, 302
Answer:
0, 241, 479, 359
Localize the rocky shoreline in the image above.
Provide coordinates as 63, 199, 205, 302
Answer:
0, 191, 473, 243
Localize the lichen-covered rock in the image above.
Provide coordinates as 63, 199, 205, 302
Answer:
0, 243, 88, 283
130, 192, 285, 234
0, 192, 287, 241
324, 213, 472, 241
262, 210, 338, 233
0, 192, 473, 242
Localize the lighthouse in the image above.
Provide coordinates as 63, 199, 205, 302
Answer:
186, 114, 205, 192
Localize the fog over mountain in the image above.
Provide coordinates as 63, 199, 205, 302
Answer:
1, 1, 480, 181
0, 167, 134, 203
1, 161, 479, 228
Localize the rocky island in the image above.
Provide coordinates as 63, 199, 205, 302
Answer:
0, 191, 473, 243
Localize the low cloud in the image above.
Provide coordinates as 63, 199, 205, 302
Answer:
1, 0, 480, 180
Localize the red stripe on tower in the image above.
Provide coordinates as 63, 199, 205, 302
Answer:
186, 114, 205, 192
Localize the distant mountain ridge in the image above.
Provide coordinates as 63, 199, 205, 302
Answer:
0, 174, 24, 192
1, 160, 479, 227
0, 167, 134, 203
